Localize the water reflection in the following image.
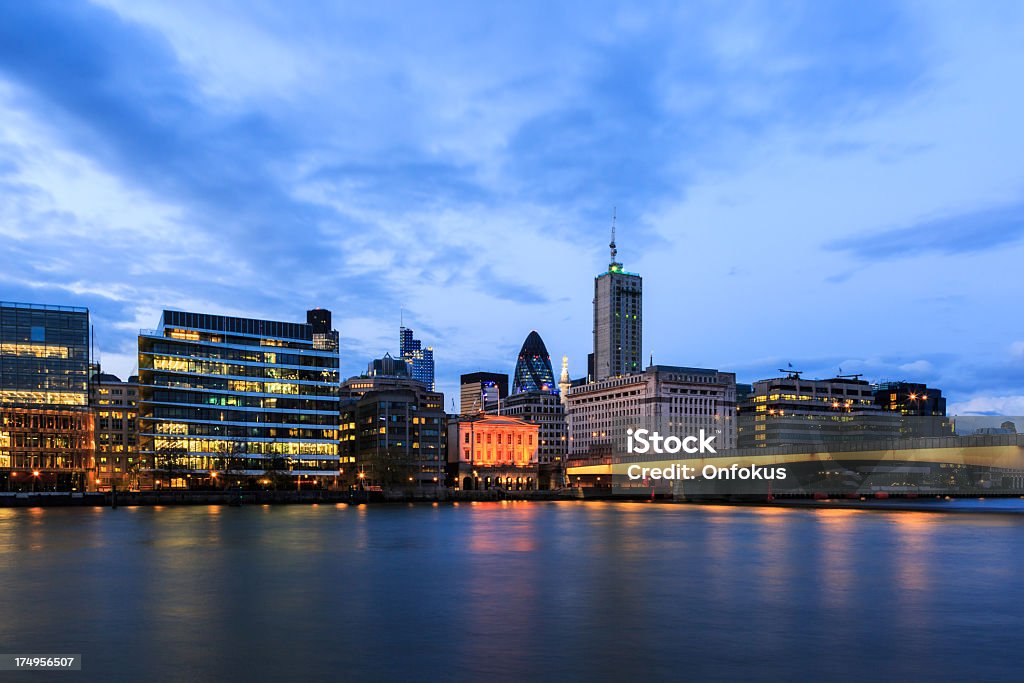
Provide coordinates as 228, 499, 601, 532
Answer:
0, 503, 1022, 680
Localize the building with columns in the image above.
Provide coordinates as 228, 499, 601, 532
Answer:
447, 414, 539, 491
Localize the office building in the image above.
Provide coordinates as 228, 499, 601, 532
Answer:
873, 381, 946, 416
567, 365, 737, 465
90, 370, 139, 490
512, 331, 557, 394
1, 301, 93, 491
340, 371, 445, 488
368, 352, 410, 378
447, 414, 539, 491
460, 371, 508, 415
400, 326, 435, 390
592, 217, 642, 380
500, 331, 566, 488
137, 309, 341, 488
737, 373, 895, 448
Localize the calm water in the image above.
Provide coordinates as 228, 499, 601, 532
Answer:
1, 501, 1024, 682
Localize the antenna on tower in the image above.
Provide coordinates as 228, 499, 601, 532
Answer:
610, 207, 618, 264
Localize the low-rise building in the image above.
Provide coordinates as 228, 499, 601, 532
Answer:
447, 414, 539, 491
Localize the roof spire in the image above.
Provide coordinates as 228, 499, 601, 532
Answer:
610, 207, 617, 265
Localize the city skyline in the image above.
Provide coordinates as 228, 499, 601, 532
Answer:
2, 2, 1023, 413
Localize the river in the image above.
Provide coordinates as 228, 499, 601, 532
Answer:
1, 501, 1022, 681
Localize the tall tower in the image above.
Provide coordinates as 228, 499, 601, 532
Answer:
592, 210, 642, 380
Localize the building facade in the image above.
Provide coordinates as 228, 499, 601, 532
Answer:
501, 331, 566, 488
447, 414, 539, 491
90, 371, 139, 490
592, 224, 642, 381
736, 374, 895, 448
499, 391, 566, 489
340, 372, 445, 488
137, 309, 341, 488
1, 301, 93, 491
873, 381, 946, 416
567, 365, 737, 468
460, 371, 508, 415
399, 326, 435, 390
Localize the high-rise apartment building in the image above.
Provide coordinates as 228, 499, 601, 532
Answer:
592, 218, 642, 380
400, 326, 435, 390
1, 301, 93, 491
137, 309, 341, 488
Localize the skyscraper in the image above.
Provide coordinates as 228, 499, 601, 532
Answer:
399, 326, 435, 391
592, 213, 642, 380
512, 331, 557, 394
503, 331, 566, 487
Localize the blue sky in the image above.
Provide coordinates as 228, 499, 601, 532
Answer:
1, 1, 1022, 414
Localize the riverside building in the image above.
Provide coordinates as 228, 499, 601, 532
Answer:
137, 309, 341, 489
340, 365, 446, 488
736, 373, 897, 448
90, 370, 139, 490
566, 365, 737, 476
0, 301, 93, 491
447, 414, 540, 491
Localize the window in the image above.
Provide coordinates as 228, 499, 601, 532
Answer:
30, 326, 45, 342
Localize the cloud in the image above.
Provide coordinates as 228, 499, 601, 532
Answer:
1, 0, 1023, 406
948, 396, 1024, 417
826, 201, 1024, 261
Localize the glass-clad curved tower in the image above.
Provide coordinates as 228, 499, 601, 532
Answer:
512, 331, 557, 395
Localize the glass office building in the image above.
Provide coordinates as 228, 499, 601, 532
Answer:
1, 301, 92, 490
137, 309, 341, 488
512, 331, 557, 395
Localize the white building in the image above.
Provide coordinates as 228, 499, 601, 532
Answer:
567, 365, 737, 460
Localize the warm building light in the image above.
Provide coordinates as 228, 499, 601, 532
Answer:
32, 470, 40, 477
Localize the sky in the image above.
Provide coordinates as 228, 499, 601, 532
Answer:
1, 1, 1022, 415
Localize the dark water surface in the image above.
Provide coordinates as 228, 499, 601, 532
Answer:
1, 501, 1023, 682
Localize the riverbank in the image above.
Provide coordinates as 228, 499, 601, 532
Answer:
0, 488, 588, 508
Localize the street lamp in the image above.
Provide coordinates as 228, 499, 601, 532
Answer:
32, 470, 40, 493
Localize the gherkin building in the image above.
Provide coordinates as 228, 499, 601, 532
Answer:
512, 331, 557, 394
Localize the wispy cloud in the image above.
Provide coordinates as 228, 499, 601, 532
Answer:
827, 202, 1024, 261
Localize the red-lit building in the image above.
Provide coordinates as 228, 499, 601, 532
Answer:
447, 414, 539, 491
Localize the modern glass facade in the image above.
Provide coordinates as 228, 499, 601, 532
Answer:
1, 302, 92, 490
512, 331, 557, 395
399, 326, 435, 390
137, 309, 341, 487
